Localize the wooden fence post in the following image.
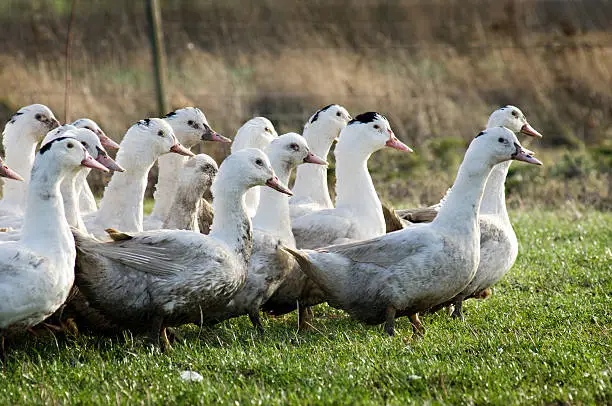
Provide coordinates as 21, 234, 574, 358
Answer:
145, 0, 168, 116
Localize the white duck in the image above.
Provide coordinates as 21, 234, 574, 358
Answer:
162, 154, 218, 232
71, 148, 292, 348
0, 137, 108, 336
428, 105, 543, 318
70, 118, 120, 216
200, 133, 327, 332
146, 107, 229, 230
0, 104, 60, 217
289, 104, 351, 219
283, 127, 542, 336
291, 112, 412, 249
230, 117, 278, 217
85, 118, 194, 237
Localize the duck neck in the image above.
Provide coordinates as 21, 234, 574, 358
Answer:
96, 144, 158, 232
1, 132, 38, 208
480, 161, 510, 220
21, 161, 74, 260
434, 158, 493, 234
209, 183, 253, 266
151, 153, 190, 219
291, 129, 334, 208
163, 179, 206, 232
334, 146, 385, 237
252, 154, 295, 247
61, 168, 88, 232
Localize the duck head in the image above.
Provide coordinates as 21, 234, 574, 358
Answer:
338, 112, 413, 156
164, 107, 230, 147
134, 118, 195, 157
72, 118, 120, 150
65, 128, 125, 172
487, 105, 542, 138
3, 104, 60, 142
304, 104, 352, 143
472, 127, 543, 167
232, 117, 278, 152
38, 137, 110, 173
267, 132, 327, 171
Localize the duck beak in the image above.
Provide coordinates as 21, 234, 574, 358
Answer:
95, 148, 125, 172
303, 152, 327, 165
520, 123, 543, 138
202, 126, 232, 143
265, 176, 293, 196
97, 130, 120, 150
47, 118, 61, 130
0, 164, 24, 181
170, 143, 196, 157
385, 130, 413, 152
512, 142, 543, 165
81, 151, 110, 172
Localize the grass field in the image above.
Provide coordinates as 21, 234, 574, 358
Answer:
0, 209, 609, 404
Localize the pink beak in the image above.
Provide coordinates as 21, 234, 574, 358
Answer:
81, 151, 110, 172
520, 123, 543, 138
170, 143, 196, 157
303, 152, 327, 165
265, 176, 293, 196
95, 150, 125, 172
209, 131, 232, 143
98, 131, 120, 150
385, 130, 413, 152
512, 143, 543, 166
0, 164, 24, 181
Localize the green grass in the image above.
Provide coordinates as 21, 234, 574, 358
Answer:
1, 210, 610, 404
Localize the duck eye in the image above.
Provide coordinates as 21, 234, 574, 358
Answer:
255, 158, 264, 166
373, 124, 380, 129
336, 112, 341, 117
290, 143, 299, 151
498, 137, 505, 143
264, 127, 270, 132
158, 130, 164, 137
511, 111, 519, 117
67, 142, 74, 149
187, 120, 194, 126
35, 114, 42, 120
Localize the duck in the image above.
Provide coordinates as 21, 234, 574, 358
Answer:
262, 112, 412, 327
70, 118, 120, 216
289, 104, 351, 219
283, 127, 542, 336
230, 117, 278, 217
146, 107, 229, 230
162, 154, 218, 232
0, 104, 60, 217
84, 118, 194, 237
200, 133, 327, 332
0, 137, 109, 341
291, 112, 412, 248
385, 106, 543, 320
71, 148, 292, 348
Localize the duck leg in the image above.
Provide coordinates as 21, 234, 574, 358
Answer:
248, 311, 265, 336
409, 313, 425, 336
160, 327, 173, 352
298, 304, 314, 332
384, 306, 396, 336
450, 300, 464, 321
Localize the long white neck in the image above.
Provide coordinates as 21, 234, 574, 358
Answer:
61, 169, 88, 232
96, 143, 158, 232
1, 133, 38, 209
209, 181, 253, 266
151, 153, 189, 219
334, 145, 385, 238
291, 129, 334, 208
21, 160, 74, 263
252, 154, 295, 247
480, 161, 511, 219
76, 169, 98, 215
434, 158, 493, 234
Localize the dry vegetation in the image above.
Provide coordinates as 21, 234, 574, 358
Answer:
0, 0, 610, 208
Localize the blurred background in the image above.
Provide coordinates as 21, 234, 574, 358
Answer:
0, 0, 610, 209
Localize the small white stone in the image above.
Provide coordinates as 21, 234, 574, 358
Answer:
180, 371, 204, 382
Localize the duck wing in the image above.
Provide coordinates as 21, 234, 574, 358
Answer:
292, 209, 355, 249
